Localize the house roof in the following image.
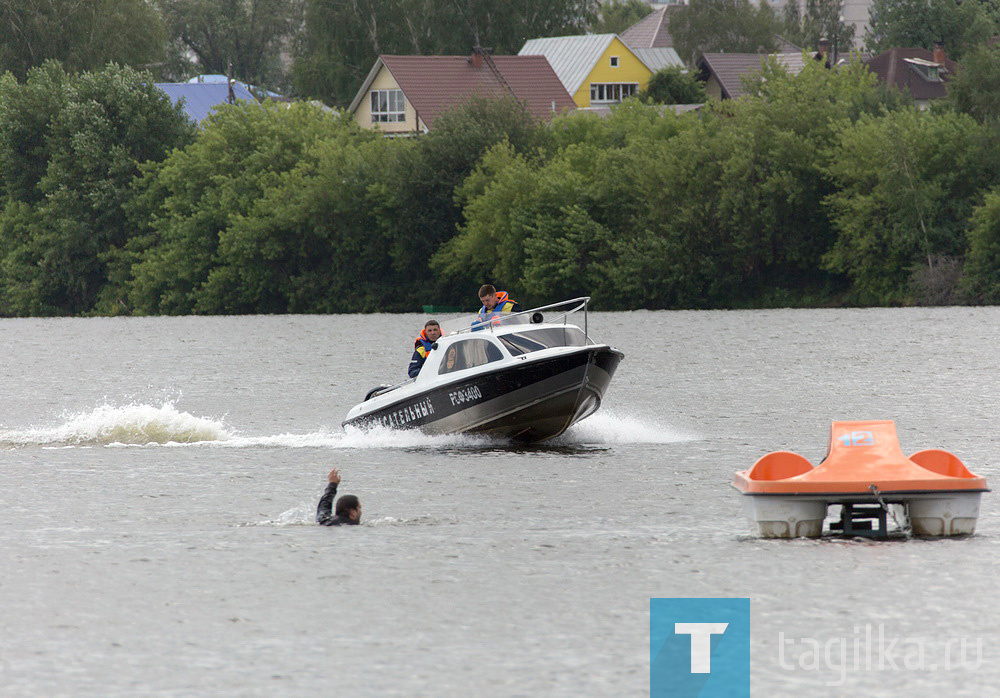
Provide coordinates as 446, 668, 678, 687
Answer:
621, 6, 684, 49
519, 34, 618, 96
155, 82, 258, 123
348, 54, 575, 130
697, 53, 809, 99
632, 47, 684, 73
864, 48, 958, 101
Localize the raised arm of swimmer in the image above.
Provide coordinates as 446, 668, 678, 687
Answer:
316, 468, 362, 526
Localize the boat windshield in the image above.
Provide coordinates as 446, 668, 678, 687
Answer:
439, 338, 504, 374
499, 327, 588, 355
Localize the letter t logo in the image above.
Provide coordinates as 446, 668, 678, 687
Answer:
674, 623, 729, 673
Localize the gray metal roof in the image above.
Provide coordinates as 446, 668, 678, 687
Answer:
632, 48, 683, 72
519, 34, 616, 96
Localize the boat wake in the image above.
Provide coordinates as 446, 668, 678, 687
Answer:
0, 403, 695, 450
556, 411, 696, 445
0, 402, 231, 448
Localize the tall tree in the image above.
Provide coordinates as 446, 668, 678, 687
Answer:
962, 188, 1000, 302
589, 0, 652, 34
0, 62, 194, 316
781, 0, 856, 59
670, 0, 781, 65
865, 0, 994, 59
119, 101, 342, 315
823, 109, 998, 304
155, 0, 304, 89
0, 0, 166, 79
946, 43, 1000, 122
292, 0, 599, 106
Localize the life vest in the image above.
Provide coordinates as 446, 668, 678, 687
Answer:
413, 329, 435, 358
478, 291, 517, 323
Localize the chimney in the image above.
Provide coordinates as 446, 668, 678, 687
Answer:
471, 47, 483, 69
933, 41, 946, 64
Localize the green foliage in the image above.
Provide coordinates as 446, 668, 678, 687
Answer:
154, 0, 304, 89
0, 62, 194, 316
589, 0, 653, 34
823, 109, 999, 304
0, 1, 166, 79
866, 0, 994, 59
119, 101, 354, 314
781, 0, 856, 58
946, 44, 1000, 123
372, 96, 550, 308
670, 0, 782, 65
549, 99, 689, 150
640, 66, 707, 104
292, 0, 600, 105
962, 188, 1000, 302
624, 59, 901, 308
7, 46, 1000, 315
435, 104, 695, 308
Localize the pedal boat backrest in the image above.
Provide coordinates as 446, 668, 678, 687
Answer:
732, 420, 987, 495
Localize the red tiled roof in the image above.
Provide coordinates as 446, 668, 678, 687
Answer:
864, 48, 959, 102
379, 54, 575, 129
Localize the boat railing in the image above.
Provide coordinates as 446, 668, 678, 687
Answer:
441, 297, 594, 342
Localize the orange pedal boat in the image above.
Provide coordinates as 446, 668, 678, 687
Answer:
732, 420, 989, 538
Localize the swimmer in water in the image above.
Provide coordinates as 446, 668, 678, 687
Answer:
316, 469, 361, 526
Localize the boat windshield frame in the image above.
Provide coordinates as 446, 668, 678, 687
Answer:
440, 297, 594, 343
366, 299, 595, 400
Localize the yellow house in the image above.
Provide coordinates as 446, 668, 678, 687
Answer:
518, 34, 682, 108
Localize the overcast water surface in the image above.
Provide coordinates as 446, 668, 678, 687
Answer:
1, 309, 997, 696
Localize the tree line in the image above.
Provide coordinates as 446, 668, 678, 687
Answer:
6, 55, 1000, 315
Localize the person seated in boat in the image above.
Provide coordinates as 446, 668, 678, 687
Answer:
316, 468, 362, 526
473, 284, 519, 329
408, 319, 442, 378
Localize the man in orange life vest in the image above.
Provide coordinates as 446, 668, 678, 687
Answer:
408, 319, 442, 378
476, 284, 520, 327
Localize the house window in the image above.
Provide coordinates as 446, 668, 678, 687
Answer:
589, 83, 638, 104
610, 56, 619, 68
371, 89, 405, 123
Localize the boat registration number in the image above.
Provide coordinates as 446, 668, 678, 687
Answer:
449, 385, 483, 406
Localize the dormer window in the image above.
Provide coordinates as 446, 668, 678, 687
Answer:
610, 56, 619, 68
903, 57, 943, 82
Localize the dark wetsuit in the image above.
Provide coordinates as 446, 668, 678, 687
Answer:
316, 482, 359, 526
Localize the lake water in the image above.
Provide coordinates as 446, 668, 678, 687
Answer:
1, 309, 997, 696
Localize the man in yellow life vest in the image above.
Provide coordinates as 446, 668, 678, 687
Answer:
476, 284, 520, 327
408, 320, 442, 378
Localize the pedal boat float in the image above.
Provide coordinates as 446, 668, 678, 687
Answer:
732, 420, 988, 538
343, 297, 624, 443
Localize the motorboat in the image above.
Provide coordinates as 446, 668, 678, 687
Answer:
732, 420, 989, 538
343, 297, 623, 442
